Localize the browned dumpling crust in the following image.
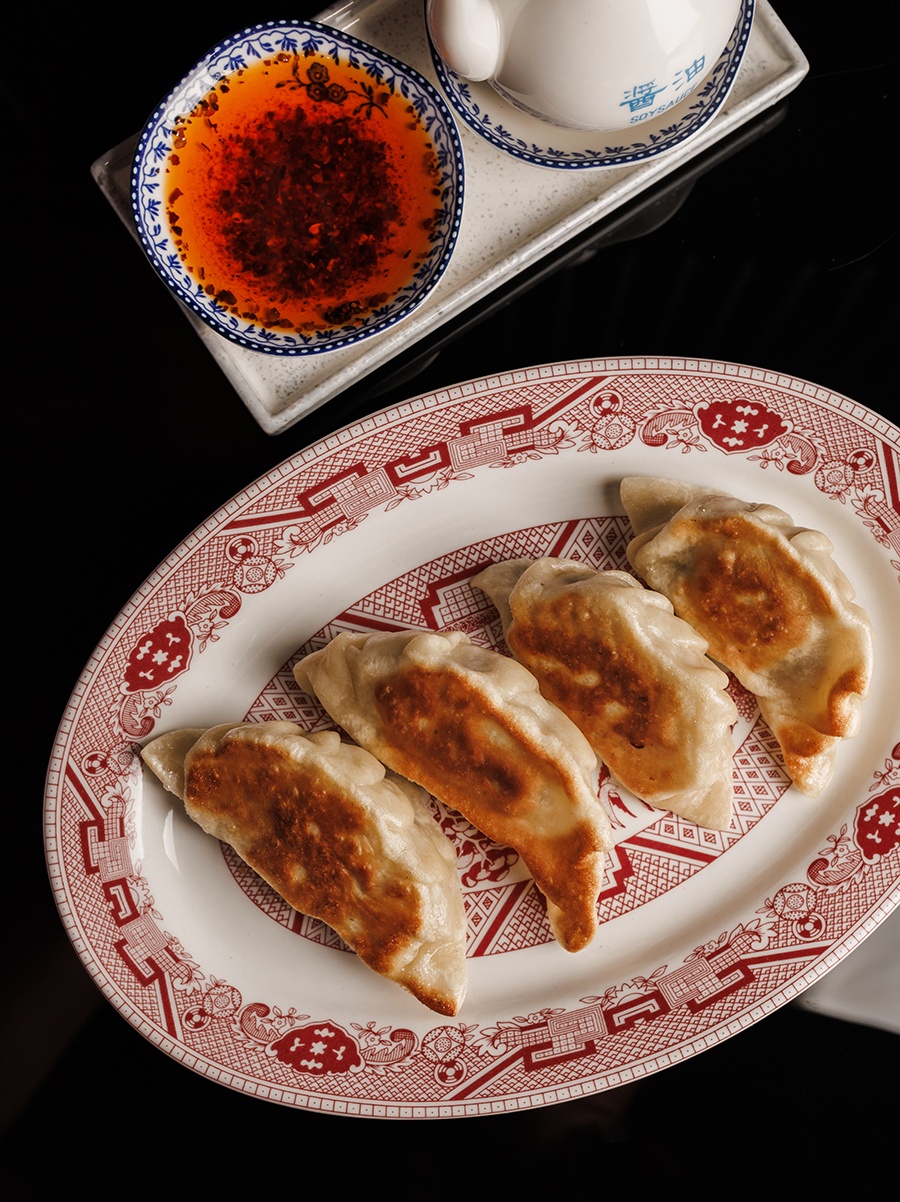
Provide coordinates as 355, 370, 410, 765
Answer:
473, 558, 737, 829
295, 630, 612, 953
621, 478, 874, 797
142, 722, 467, 1015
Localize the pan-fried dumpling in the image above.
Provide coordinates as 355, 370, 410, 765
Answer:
621, 477, 874, 797
294, 630, 612, 953
141, 721, 467, 1015
472, 558, 737, 830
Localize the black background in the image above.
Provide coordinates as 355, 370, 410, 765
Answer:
4, 2, 897, 1186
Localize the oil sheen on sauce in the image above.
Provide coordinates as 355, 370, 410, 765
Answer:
164, 53, 445, 334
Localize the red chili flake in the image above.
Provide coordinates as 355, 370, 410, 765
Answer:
164, 53, 444, 333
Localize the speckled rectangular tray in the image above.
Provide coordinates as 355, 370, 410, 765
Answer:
92, 0, 808, 434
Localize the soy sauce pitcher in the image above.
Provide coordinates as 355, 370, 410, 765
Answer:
426, 0, 744, 132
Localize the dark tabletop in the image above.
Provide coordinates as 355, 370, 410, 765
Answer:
5, 1, 898, 1184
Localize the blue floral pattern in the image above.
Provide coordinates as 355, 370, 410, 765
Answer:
427, 0, 755, 170
131, 21, 465, 355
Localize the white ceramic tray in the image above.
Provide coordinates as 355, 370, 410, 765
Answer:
92, 1, 808, 434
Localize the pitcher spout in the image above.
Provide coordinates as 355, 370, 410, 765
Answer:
426, 0, 504, 82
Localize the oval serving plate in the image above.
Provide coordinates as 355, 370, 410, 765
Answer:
428, 0, 755, 170
131, 20, 464, 355
45, 358, 899, 1118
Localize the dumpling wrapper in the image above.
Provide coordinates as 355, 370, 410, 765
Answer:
472, 557, 737, 830
141, 721, 467, 1016
621, 477, 874, 797
294, 630, 612, 953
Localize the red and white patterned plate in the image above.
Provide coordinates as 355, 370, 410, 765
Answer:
45, 358, 900, 1118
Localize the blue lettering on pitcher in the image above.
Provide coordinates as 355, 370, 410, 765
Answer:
621, 55, 708, 120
